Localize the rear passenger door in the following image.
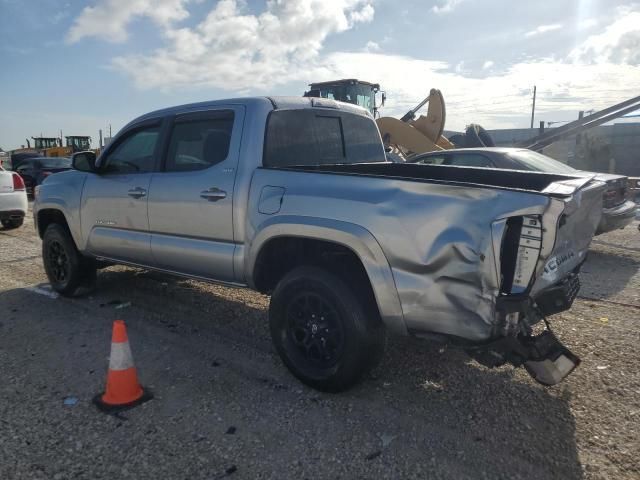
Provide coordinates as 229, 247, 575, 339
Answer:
147, 107, 244, 282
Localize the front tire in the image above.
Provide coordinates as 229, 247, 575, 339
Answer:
269, 266, 386, 392
42, 224, 96, 296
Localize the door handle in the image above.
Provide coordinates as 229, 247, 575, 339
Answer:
127, 187, 147, 199
200, 187, 227, 201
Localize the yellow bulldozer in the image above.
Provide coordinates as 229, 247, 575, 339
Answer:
304, 79, 494, 160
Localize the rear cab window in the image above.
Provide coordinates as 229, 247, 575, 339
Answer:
263, 109, 385, 167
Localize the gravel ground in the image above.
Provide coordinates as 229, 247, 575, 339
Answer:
0, 208, 638, 480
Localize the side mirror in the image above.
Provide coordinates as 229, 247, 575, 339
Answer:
72, 151, 97, 172
381, 92, 386, 107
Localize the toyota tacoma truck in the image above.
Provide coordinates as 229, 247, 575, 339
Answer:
34, 97, 605, 392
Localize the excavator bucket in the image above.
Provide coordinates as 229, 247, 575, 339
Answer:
409, 89, 446, 142
376, 117, 444, 155
376, 88, 451, 159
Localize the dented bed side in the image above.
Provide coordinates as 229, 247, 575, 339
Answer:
247, 165, 605, 342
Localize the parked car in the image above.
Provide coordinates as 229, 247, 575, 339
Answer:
0, 166, 28, 229
408, 147, 636, 235
629, 176, 640, 201
7, 151, 41, 171
34, 97, 605, 391
14, 156, 73, 196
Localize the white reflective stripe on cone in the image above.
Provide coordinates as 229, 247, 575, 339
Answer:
109, 342, 135, 371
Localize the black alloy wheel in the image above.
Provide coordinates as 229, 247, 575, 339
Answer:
286, 292, 345, 369
269, 265, 386, 392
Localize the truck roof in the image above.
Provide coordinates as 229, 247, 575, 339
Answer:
128, 96, 371, 129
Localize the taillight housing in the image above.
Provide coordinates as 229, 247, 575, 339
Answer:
12, 173, 25, 191
500, 215, 542, 294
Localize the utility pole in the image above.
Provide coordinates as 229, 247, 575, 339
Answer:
530, 85, 537, 129
572, 110, 585, 168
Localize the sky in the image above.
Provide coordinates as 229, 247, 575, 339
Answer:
1, 0, 639, 150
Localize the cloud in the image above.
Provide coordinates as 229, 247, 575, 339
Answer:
321, 51, 640, 130
570, 11, 640, 65
364, 40, 380, 52
65, 0, 640, 131
110, 0, 376, 89
524, 23, 563, 37
578, 18, 598, 30
350, 3, 374, 23
67, 0, 191, 43
431, 0, 465, 14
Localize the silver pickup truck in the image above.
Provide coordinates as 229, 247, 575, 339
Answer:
34, 97, 604, 392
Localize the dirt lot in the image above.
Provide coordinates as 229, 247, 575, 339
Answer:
1, 208, 639, 480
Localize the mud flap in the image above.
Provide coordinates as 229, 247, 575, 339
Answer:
522, 330, 580, 386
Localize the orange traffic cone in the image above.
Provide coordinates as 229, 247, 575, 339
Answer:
93, 320, 152, 411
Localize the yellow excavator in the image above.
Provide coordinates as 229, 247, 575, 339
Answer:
304, 79, 494, 160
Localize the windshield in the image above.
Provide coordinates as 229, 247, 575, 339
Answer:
34, 138, 59, 149
508, 149, 577, 174
315, 84, 375, 114
39, 157, 72, 169
66, 137, 91, 149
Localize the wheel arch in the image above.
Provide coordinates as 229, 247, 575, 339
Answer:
36, 207, 81, 249
247, 216, 406, 335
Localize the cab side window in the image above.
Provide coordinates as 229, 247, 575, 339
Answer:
417, 155, 447, 165
102, 127, 160, 174
165, 111, 234, 172
446, 154, 493, 167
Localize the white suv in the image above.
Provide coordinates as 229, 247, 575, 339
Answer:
0, 167, 28, 229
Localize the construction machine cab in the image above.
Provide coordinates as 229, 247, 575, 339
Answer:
304, 79, 385, 117
31, 137, 60, 150
65, 136, 91, 153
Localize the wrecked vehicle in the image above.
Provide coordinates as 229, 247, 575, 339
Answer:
33, 97, 604, 392
408, 147, 636, 235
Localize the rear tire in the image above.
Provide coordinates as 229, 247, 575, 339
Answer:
1, 218, 24, 229
269, 266, 386, 392
42, 224, 96, 296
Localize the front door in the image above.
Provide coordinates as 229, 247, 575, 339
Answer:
147, 107, 244, 282
81, 122, 162, 265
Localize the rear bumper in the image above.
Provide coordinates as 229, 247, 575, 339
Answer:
468, 275, 583, 385
0, 191, 28, 219
596, 200, 636, 234
496, 272, 581, 327
0, 209, 26, 221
